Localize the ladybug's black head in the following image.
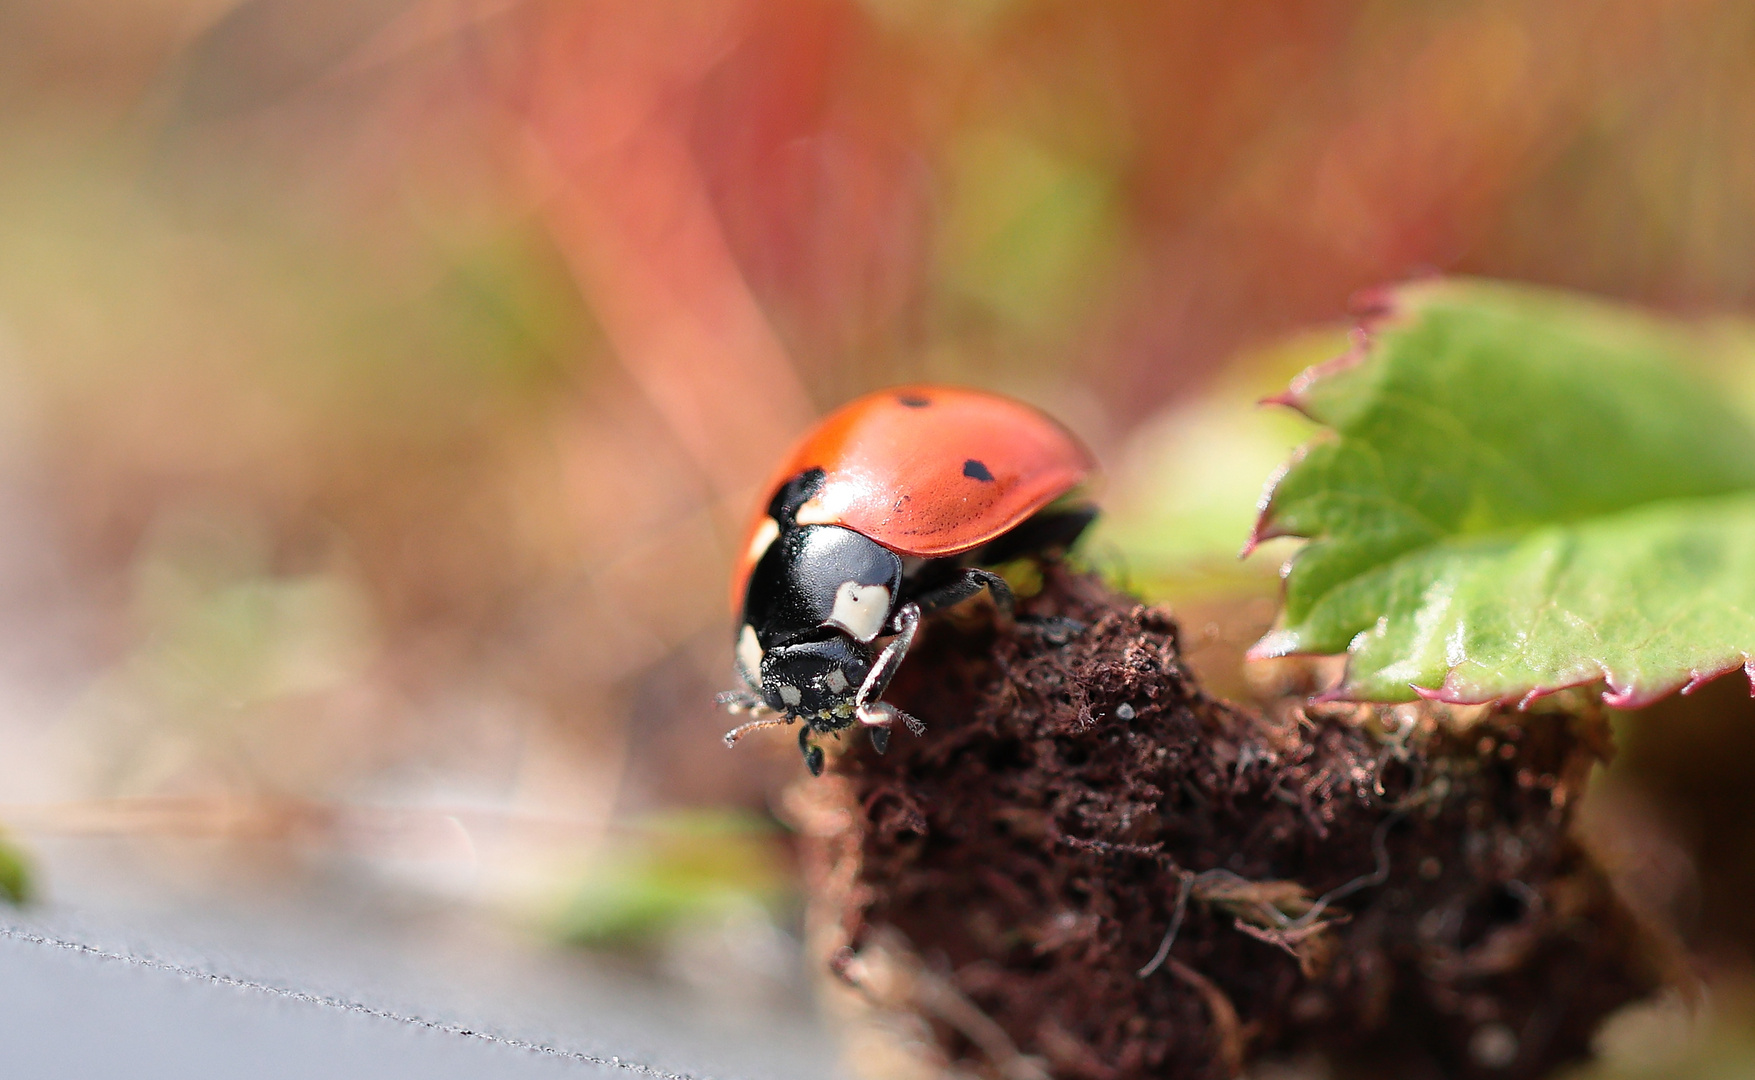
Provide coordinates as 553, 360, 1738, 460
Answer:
735, 519, 903, 731
758, 635, 870, 730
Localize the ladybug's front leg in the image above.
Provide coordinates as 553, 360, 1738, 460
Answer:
856, 603, 926, 750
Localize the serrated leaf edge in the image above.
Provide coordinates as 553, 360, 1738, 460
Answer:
1242, 280, 1755, 710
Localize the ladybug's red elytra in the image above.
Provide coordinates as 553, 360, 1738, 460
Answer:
718, 385, 1096, 775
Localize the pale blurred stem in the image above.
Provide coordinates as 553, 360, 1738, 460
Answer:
520, 1, 816, 517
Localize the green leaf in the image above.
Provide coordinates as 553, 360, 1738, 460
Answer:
1248, 278, 1755, 707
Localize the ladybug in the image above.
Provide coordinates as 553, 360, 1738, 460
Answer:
718, 385, 1096, 775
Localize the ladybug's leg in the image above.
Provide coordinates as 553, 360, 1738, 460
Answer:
857, 603, 926, 740
799, 726, 825, 777
908, 568, 1014, 619
860, 700, 923, 742
907, 567, 1083, 641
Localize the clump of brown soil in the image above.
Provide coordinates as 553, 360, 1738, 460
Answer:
789, 568, 1659, 1080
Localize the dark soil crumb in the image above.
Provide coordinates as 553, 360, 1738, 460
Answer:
795, 567, 1659, 1080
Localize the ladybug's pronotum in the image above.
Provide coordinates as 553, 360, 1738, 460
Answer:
718, 386, 1095, 775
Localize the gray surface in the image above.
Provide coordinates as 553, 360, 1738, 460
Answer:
0, 903, 835, 1080
0, 841, 844, 1080
0, 926, 605, 1080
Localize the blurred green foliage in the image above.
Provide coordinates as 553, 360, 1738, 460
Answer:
552, 811, 790, 948
1089, 330, 1335, 603
942, 126, 1121, 333
0, 834, 33, 906
72, 505, 377, 793
1562, 990, 1755, 1080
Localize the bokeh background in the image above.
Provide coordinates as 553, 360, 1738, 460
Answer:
4, 0, 1755, 1074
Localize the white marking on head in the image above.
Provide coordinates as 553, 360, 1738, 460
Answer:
827, 581, 891, 643
778, 684, 803, 707
736, 624, 764, 682
824, 668, 849, 694
745, 516, 781, 565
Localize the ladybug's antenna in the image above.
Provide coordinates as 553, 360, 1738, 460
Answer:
721, 714, 790, 749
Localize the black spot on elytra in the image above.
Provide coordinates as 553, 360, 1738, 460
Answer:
897, 394, 931, 408
963, 459, 994, 482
